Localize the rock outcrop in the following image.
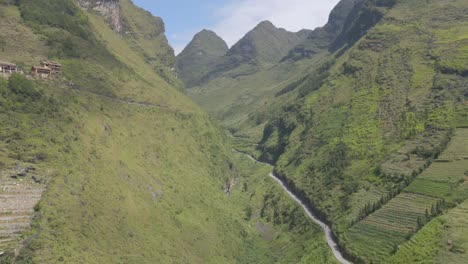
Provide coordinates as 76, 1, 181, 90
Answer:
75, 0, 121, 32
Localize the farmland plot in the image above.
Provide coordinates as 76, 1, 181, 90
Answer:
344, 129, 468, 263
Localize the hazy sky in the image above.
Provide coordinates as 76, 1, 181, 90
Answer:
133, 0, 341, 54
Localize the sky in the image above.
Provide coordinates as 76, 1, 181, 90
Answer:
133, 0, 341, 54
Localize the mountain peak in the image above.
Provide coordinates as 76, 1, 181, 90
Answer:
256, 20, 276, 29
196, 29, 219, 38
227, 20, 308, 64
179, 29, 228, 58
176, 29, 228, 87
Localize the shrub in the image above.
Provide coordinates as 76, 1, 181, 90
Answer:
0, 77, 7, 95
7, 73, 42, 100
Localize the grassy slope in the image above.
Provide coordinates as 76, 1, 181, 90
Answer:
188, 54, 329, 140
0, 1, 337, 263
387, 200, 468, 264
189, 0, 467, 263
259, 0, 467, 262
344, 129, 468, 262
176, 30, 229, 88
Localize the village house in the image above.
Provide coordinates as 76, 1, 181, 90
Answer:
31, 60, 62, 78
0, 61, 20, 75
31, 66, 52, 78
40, 61, 62, 74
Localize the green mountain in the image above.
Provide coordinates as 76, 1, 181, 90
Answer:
186, 0, 367, 134
176, 29, 228, 87
284, 0, 365, 61
1, 0, 467, 263
186, 0, 468, 263
226, 21, 311, 66
177, 21, 312, 88
0, 0, 338, 263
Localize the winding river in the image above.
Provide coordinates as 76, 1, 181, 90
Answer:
237, 151, 352, 264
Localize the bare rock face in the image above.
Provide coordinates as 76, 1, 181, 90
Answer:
76, 0, 121, 33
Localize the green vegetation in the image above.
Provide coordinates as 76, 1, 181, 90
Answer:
184, 0, 468, 263
344, 193, 441, 261
0, 0, 338, 263
1, 0, 467, 262
176, 29, 228, 88
230, 152, 338, 264
388, 200, 468, 264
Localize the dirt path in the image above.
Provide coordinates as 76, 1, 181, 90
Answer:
62, 83, 194, 114
234, 149, 352, 264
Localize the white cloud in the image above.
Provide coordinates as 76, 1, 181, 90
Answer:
211, 0, 341, 46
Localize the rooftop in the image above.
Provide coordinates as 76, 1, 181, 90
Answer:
0, 61, 16, 67
41, 60, 62, 66
32, 66, 51, 71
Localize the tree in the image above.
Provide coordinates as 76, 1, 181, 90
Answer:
7, 73, 42, 100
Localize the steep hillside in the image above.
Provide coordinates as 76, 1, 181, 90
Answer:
226, 21, 311, 66
186, 0, 366, 134
254, 0, 467, 262
284, 0, 365, 61
178, 21, 312, 88
176, 30, 228, 87
185, 0, 467, 263
0, 0, 337, 263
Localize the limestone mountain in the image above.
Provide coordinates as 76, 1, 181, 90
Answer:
227, 20, 311, 65
284, 0, 366, 60
1, 0, 467, 263
176, 29, 228, 87
177, 20, 312, 87
188, 0, 468, 263
186, 0, 372, 128
0, 0, 338, 263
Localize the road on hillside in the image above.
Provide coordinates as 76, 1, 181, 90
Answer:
234, 150, 352, 264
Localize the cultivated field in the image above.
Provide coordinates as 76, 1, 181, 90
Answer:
345, 193, 439, 261
344, 129, 468, 263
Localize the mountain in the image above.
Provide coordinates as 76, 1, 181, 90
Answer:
284, 0, 365, 60
0, 0, 337, 263
185, 0, 365, 132
176, 29, 228, 87
227, 20, 311, 65
186, 0, 468, 263
1, 0, 467, 263
177, 21, 311, 88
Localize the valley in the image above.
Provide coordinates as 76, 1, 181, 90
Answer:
179, 0, 468, 263
235, 150, 352, 264
0, 0, 466, 263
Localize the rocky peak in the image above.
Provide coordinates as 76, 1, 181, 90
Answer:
227, 20, 309, 64
176, 29, 228, 87
75, 0, 121, 33
255, 20, 276, 30
324, 0, 366, 34
180, 29, 228, 57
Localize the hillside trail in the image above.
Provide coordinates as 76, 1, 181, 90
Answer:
62, 82, 194, 114
234, 149, 352, 264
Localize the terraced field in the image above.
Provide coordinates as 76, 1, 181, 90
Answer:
405, 129, 468, 202
0, 172, 44, 254
344, 129, 468, 263
435, 201, 468, 263
345, 193, 440, 261
387, 200, 468, 264
438, 129, 468, 161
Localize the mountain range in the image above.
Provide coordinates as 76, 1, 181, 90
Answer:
0, 0, 467, 263
179, 0, 468, 263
